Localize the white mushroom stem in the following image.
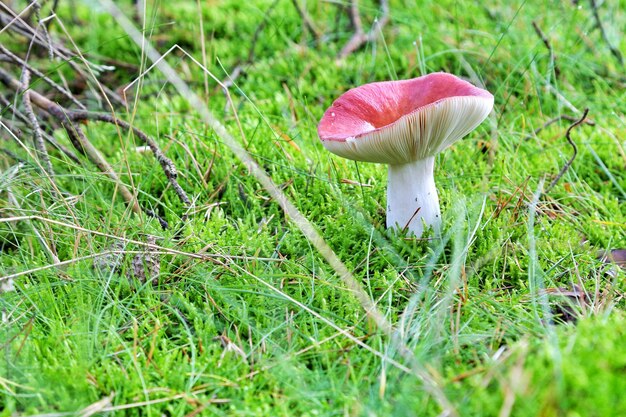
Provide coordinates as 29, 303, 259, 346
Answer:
386, 156, 441, 236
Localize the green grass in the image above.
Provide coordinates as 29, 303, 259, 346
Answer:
1, 0, 626, 415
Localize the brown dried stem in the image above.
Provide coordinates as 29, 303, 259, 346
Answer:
0, 44, 86, 109
337, 0, 389, 60
524, 113, 595, 141
545, 108, 590, 193
71, 113, 191, 207
531, 21, 560, 79
0, 67, 174, 228
0, 4, 124, 105
291, 0, 321, 41
589, 0, 624, 66
221, 0, 280, 90
0, 67, 190, 207
0, 93, 81, 163
20, 69, 54, 176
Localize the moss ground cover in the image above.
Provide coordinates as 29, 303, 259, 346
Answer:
1, 0, 625, 415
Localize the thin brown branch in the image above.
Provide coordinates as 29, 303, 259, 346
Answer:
0, 4, 124, 105
291, 0, 321, 41
0, 67, 189, 208
337, 0, 389, 60
221, 0, 281, 90
589, 0, 624, 66
62, 120, 141, 212
524, 113, 595, 141
545, 108, 590, 193
0, 93, 81, 163
531, 21, 560, 79
31, 0, 54, 61
0, 67, 171, 228
73, 113, 191, 207
20, 69, 54, 176
0, 43, 86, 109
0, 4, 72, 62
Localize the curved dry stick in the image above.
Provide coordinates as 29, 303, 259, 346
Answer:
75, 113, 191, 207
531, 21, 560, 79
545, 108, 590, 193
524, 113, 595, 141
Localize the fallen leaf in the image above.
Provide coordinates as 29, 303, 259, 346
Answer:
542, 284, 588, 323
600, 249, 626, 268
128, 235, 161, 285
598, 249, 626, 277
93, 240, 126, 275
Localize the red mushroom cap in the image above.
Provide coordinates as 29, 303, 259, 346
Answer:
318, 72, 494, 164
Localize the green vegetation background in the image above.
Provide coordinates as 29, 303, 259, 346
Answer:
1, 0, 625, 416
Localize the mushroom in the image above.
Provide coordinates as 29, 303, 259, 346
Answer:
318, 72, 494, 237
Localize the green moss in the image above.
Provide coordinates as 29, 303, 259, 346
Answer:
1, 0, 625, 415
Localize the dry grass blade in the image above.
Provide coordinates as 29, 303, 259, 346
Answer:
100, 0, 391, 339
26, 389, 227, 417
78, 392, 115, 417
98, 1, 457, 413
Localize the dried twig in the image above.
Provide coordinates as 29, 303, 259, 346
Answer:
337, 0, 389, 60
0, 94, 81, 163
531, 21, 560, 78
0, 67, 172, 228
524, 113, 595, 141
0, 43, 86, 109
75, 113, 191, 207
20, 69, 54, 176
221, 0, 281, 90
291, 0, 321, 41
0, 67, 190, 208
0, 4, 73, 64
589, 0, 624, 66
31, 0, 54, 60
0, 4, 124, 105
545, 108, 589, 193
61, 116, 142, 213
